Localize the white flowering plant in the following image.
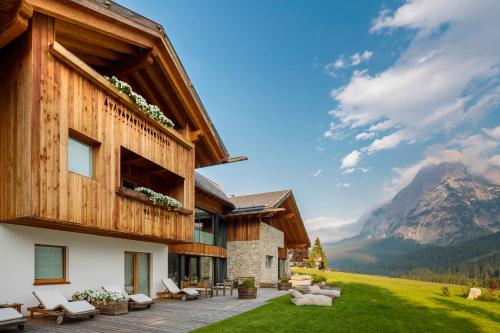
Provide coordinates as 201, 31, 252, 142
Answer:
135, 186, 183, 210
72, 289, 129, 305
106, 76, 175, 128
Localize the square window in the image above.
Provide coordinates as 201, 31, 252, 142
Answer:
35, 245, 66, 284
68, 137, 93, 177
266, 255, 273, 268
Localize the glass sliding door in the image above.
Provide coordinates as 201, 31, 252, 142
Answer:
124, 252, 135, 294
137, 253, 150, 295
124, 252, 150, 295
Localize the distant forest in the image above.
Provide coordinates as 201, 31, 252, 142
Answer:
327, 232, 500, 287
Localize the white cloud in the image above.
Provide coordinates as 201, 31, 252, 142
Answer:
325, 50, 374, 77
363, 130, 407, 154
386, 131, 500, 198
312, 169, 323, 177
351, 50, 373, 66
355, 132, 376, 141
305, 215, 361, 243
336, 182, 351, 188
327, 0, 500, 156
484, 126, 500, 140
341, 150, 361, 169
341, 168, 356, 175
359, 167, 371, 173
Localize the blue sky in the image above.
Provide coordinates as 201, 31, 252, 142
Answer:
118, 0, 500, 242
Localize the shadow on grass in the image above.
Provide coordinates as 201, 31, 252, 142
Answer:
193, 282, 484, 333
432, 297, 500, 324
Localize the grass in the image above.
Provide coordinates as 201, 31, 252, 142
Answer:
192, 269, 500, 333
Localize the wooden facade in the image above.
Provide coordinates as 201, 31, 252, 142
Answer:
0, 1, 233, 244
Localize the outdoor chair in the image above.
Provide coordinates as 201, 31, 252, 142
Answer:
157, 278, 200, 300
0, 308, 26, 331
214, 279, 234, 296
28, 290, 97, 325
102, 285, 154, 310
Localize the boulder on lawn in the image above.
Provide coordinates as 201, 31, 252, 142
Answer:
467, 288, 481, 300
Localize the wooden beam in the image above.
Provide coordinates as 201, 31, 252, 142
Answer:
0, 0, 33, 49
222, 156, 248, 164
57, 33, 124, 61
105, 49, 153, 77
55, 20, 137, 54
189, 130, 203, 143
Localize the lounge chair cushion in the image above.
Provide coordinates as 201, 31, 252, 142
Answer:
182, 288, 200, 296
129, 294, 153, 304
161, 278, 181, 293
33, 290, 69, 310
291, 294, 332, 307
60, 301, 95, 315
0, 308, 22, 322
314, 289, 341, 298
290, 290, 304, 298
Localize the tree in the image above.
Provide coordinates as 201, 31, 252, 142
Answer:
309, 238, 328, 270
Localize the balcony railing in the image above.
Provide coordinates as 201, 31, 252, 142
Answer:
194, 230, 214, 245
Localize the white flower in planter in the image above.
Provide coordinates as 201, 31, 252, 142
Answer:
135, 186, 183, 209
106, 76, 175, 128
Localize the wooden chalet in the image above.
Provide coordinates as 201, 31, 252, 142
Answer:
0, 0, 242, 309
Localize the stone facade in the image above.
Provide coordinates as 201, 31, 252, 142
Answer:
227, 222, 285, 286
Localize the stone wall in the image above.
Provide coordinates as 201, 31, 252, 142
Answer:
227, 222, 284, 286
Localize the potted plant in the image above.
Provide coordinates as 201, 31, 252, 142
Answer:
238, 279, 257, 299
278, 277, 292, 291
72, 289, 129, 315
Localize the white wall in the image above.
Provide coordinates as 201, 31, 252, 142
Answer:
0, 224, 168, 314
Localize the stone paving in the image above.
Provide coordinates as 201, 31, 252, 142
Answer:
11, 289, 287, 333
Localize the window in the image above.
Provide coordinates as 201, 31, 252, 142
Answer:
68, 136, 94, 177
34, 245, 67, 284
266, 255, 273, 268
125, 252, 150, 296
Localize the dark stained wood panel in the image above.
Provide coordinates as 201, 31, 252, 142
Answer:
169, 243, 227, 258
227, 220, 260, 241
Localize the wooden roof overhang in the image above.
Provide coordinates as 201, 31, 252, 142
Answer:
224, 192, 311, 249
195, 187, 235, 212
0, 0, 237, 167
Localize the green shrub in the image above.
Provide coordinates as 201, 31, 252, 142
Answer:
461, 281, 476, 298
241, 279, 255, 288
312, 274, 327, 284
478, 289, 498, 302
441, 286, 450, 297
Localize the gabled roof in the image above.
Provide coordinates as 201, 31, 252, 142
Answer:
1, 0, 234, 167
228, 190, 291, 213
195, 173, 235, 209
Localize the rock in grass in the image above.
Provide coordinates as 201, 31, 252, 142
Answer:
467, 288, 481, 300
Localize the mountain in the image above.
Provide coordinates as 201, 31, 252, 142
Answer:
326, 163, 500, 285
360, 163, 500, 245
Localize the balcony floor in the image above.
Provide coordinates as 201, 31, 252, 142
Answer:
19, 289, 287, 333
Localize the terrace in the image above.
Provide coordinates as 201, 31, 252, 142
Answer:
19, 289, 287, 333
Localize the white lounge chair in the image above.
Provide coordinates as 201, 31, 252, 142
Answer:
289, 290, 332, 307
29, 290, 96, 325
157, 278, 199, 300
308, 285, 341, 298
0, 308, 25, 331
102, 285, 154, 310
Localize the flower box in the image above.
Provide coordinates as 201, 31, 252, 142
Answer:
278, 282, 292, 291
238, 287, 257, 299
92, 301, 128, 315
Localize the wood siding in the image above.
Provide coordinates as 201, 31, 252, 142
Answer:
169, 243, 227, 258
227, 220, 260, 241
0, 29, 33, 220
0, 14, 196, 243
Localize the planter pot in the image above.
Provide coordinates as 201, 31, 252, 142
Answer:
238, 287, 257, 299
92, 301, 128, 315
278, 282, 292, 291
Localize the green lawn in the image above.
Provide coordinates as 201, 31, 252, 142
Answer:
192, 269, 500, 333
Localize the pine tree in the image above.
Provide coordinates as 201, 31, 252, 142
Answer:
308, 238, 328, 270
